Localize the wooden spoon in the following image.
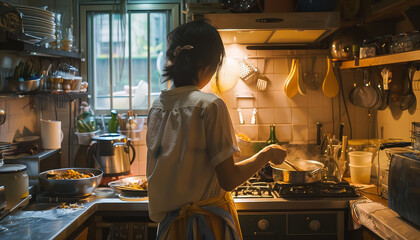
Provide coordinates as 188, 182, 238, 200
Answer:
322, 58, 339, 98
284, 159, 305, 171
284, 59, 299, 98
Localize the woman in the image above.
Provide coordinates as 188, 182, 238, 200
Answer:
146, 19, 286, 239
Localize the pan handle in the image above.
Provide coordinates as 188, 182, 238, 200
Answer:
307, 167, 322, 178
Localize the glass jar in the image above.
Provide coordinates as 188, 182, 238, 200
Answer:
360, 39, 376, 59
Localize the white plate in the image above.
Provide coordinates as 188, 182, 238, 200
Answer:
15, 5, 55, 19
24, 25, 55, 34
119, 194, 148, 202
14, 136, 40, 143
25, 31, 55, 38
93, 187, 115, 198
108, 176, 148, 197
23, 18, 55, 29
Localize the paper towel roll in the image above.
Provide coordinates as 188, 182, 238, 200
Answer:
41, 120, 64, 149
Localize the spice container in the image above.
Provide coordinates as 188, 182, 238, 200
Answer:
63, 78, 73, 92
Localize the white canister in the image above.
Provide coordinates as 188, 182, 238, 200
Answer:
41, 119, 64, 149
0, 164, 29, 210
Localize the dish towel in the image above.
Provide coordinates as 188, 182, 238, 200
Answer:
157, 192, 242, 240
349, 200, 419, 240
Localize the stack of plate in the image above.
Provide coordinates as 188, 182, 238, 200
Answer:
0, 142, 11, 162
15, 5, 56, 43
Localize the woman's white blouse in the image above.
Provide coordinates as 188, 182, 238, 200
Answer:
146, 85, 239, 223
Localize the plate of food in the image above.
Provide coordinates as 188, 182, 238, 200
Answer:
108, 176, 148, 197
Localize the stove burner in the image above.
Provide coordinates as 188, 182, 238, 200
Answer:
274, 181, 359, 198
231, 178, 274, 198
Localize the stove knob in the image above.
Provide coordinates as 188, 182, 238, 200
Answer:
309, 220, 321, 232
258, 219, 269, 230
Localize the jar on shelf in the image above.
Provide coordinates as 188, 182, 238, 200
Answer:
360, 39, 376, 59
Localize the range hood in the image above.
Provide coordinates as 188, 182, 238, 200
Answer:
201, 11, 340, 46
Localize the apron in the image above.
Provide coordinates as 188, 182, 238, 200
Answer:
157, 192, 242, 240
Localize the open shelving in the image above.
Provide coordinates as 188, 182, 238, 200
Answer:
339, 49, 420, 69
0, 38, 81, 59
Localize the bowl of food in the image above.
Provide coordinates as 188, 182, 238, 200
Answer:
38, 168, 103, 197
108, 176, 148, 197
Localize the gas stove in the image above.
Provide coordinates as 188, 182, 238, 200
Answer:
274, 181, 359, 198
234, 179, 360, 240
232, 178, 359, 199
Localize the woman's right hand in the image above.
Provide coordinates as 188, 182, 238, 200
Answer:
258, 144, 287, 166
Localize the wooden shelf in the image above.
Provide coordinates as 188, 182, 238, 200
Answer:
339, 49, 420, 69
31, 91, 89, 101
0, 91, 88, 102
0, 35, 81, 59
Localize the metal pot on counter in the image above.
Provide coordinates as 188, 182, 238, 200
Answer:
38, 168, 103, 197
87, 133, 136, 176
271, 160, 324, 184
0, 164, 29, 210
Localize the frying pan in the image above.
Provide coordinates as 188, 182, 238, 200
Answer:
271, 160, 324, 184
350, 69, 381, 109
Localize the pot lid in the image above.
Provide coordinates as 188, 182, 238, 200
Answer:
0, 164, 27, 174
92, 133, 126, 141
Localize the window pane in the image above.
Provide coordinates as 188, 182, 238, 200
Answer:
112, 13, 130, 110
88, 9, 170, 113
93, 14, 110, 110
150, 12, 167, 105
131, 13, 149, 110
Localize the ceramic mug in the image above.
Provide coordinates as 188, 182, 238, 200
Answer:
41, 120, 64, 149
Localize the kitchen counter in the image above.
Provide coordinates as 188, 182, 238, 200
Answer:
0, 193, 358, 240
2, 187, 418, 240
354, 187, 420, 240
0, 196, 149, 240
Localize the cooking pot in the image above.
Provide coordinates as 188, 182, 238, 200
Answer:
271, 160, 324, 184
38, 168, 103, 197
330, 26, 366, 60
87, 133, 136, 176
0, 164, 29, 210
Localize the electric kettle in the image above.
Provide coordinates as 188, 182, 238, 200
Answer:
87, 133, 135, 176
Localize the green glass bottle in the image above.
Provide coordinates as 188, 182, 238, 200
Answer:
108, 109, 119, 133
266, 124, 279, 145
258, 124, 279, 181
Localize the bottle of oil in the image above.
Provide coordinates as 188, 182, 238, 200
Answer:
258, 124, 279, 181
266, 124, 279, 145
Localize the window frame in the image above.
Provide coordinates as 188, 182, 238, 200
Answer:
80, 3, 179, 115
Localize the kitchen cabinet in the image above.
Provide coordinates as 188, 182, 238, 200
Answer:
339, 49, 420, 69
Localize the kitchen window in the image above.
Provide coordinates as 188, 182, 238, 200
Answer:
80, 4, 179, 115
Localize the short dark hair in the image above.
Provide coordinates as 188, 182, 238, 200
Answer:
162, 19, 225, 88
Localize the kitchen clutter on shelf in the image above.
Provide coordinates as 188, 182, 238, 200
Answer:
0, 61, 86, 94
116, 110, 144, 142
75, 102, 100, 145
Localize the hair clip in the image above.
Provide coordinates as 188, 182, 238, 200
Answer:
173, 45, 194, 57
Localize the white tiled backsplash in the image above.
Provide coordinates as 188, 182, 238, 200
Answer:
130, 46, 381, 175
0, 97, 38, 142
213, 45, 377, 143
